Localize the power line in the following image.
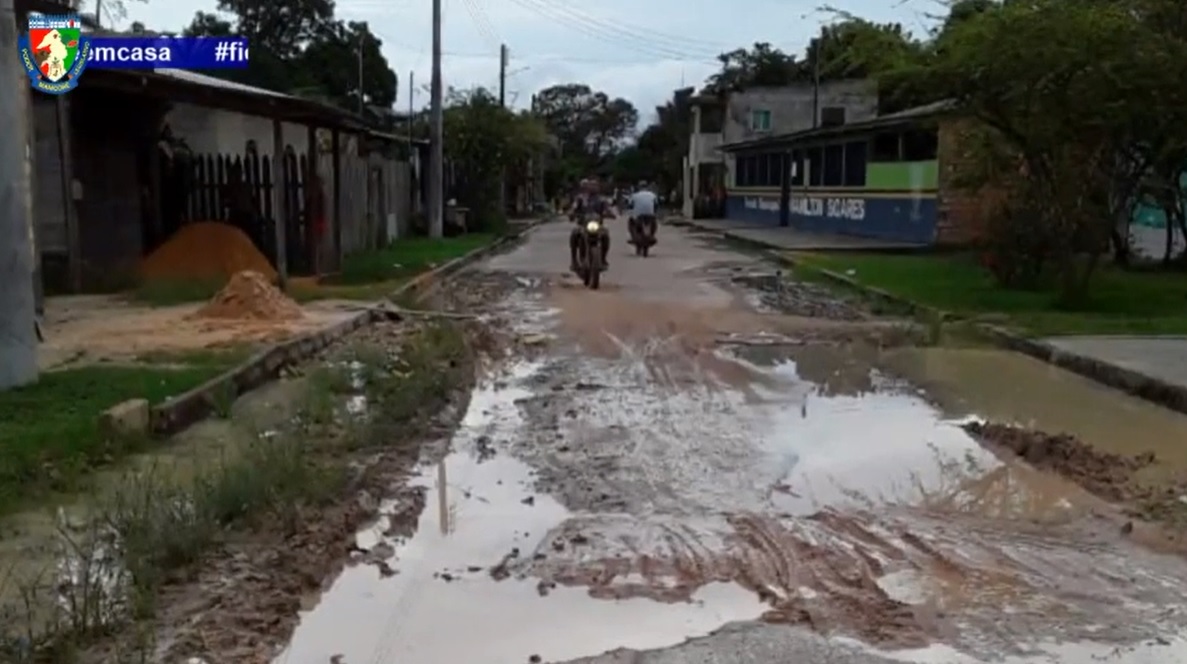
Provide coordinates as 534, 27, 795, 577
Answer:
459, 0, 500, 51
504, 0, 721, 62
386, 40, 712, 65
528, 0, 734, 54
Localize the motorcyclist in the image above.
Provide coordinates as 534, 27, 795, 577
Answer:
628, 180, 658, 241
569, 177, 611, 270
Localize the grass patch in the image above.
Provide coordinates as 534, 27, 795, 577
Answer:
331, 234, 496, 286
0, 366, 227, 515
128, 279, 225, 307
792, 252, 1187, 336
289, 278, 409, 303
131, 346, 254, 369
0, 318, 474, 662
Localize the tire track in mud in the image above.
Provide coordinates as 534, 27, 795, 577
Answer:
516, 506, 1187, 657
463, 268, 1187, 659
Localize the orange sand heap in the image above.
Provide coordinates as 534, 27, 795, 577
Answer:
193, 270, 304, 321
141, 221, 277, 282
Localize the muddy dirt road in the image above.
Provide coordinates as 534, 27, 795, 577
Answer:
278, 221, 1187, 663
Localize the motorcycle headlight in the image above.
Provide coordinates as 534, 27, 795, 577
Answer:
585, 221, 600, 233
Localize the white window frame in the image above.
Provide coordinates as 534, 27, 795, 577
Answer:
750, 109, 772, 132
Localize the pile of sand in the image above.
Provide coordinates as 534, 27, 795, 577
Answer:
193, 270, 304, 321
141, 221, 277, 282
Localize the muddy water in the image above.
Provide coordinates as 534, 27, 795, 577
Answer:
280, 225, 1187, 663
886, 347, 1187, 485
276, 364, 766, 663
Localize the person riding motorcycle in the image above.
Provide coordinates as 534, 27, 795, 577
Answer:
628, 180, 658, 242
569, 178, 611, 270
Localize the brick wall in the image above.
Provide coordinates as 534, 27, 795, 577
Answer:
935, 118, 1008, 246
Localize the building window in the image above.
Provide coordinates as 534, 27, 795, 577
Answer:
872, 132, 901, 161
902, 129, 938, 161
790, 149, 804, 186
806, 147, 824, 186
820, 106, 846, 128
823, 143, 845, 187
736, 155, 755, 187
843, 141, 867, 186
750, 109, 772, 132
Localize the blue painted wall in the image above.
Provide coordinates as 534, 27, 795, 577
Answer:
724, 191, 938, 244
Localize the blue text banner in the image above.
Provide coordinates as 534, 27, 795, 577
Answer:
86, 37, 249, 70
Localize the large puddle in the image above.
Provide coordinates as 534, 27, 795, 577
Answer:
274, 268, 1187, 662
275, 364, 766, 663
885, 346, 1187, 485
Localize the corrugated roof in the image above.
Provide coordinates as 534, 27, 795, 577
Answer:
720, 99, 956, 153
151, 68, 291, 98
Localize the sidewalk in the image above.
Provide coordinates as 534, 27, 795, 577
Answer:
673, 217, 928, 252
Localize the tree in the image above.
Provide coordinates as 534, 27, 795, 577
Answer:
81, 0, 145, 26
534, 83, 638, 179
295, 21, 398, 109
444, 88, 550, 229
217, 0, 334, 60
631, 87, 695, 194
183, 1, 398, 112
701, 42, 799, 96
924, 0, 1187, 294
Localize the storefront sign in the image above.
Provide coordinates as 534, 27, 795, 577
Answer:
743, 195, 866, 220
790, 196, 865, 220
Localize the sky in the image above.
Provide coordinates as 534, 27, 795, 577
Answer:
115, 0, 932, 126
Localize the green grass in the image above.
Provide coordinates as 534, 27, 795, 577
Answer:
130, 279, 225, 307
792, 252, 1187, 336
0, 365, 225, 513
331, 233, 496, 286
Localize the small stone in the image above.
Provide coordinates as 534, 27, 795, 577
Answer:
99, 398, 150, 437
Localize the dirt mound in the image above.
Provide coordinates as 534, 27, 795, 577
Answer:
963, 422, 1155, 501
141, 221, 277, 282
193, 271, 304, 321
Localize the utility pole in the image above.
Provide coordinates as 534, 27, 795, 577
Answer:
407, 70, 415, 215
498, 44, 508, 218
498, 44, 508, 106
812, 44, 820, 129
427, 0, 444, 238
95, 0, 102, 27
407, 71, 414, 150
357, 27, 365, 115
0, 0, 40, 389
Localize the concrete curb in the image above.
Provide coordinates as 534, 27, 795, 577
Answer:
975, 325, 1187, 416
147, 219, 550, 436
674, 216, 1187, 414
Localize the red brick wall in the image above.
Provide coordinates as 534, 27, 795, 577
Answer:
935, 118, 1007, 246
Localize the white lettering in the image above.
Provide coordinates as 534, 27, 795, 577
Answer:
789, 196, 865, 221
92, 46, 173, 63
742, 195, 866, 220
743, 197, 780, 212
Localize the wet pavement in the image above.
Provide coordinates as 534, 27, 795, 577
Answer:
277, 220, 1187, 663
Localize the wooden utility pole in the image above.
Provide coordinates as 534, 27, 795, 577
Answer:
427, 0, 444, 237
498, 44, 508, 217
0, 0, 40, 388
357, 28, 365, 114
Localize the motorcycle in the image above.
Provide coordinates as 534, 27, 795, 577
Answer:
628, 215, 657, 257
573, 216, 606, 289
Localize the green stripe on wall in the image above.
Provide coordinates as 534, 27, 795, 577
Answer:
866, 161, 938, 190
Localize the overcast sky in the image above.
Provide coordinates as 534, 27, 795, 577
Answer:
117, 0, 933, 125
